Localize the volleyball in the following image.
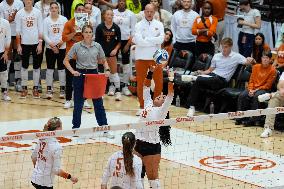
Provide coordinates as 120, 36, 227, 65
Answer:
153, 49, 169, 64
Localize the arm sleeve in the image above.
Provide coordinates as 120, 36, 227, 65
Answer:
95, 25, 102, 44
97, 43, 106, 59
207, 17, 218, 38
130, 12, 137, 37
171, 14, 177, 42
62, 21, 71, 42
15, 11, 21, 36
43, 19, 52, 45
248, 65, 256, 90
67, 44, 77, 59
260, 69, 277, 90
134, 158, 143, 189
31, 142, 40, 160
52, 148, 63, 175
116, 24, 121, 44
210, 55, 217, 68
96, 10, 102, 28
191, 18, 198, 35
5, 21, 11, 48
37, 12, 43, 37
101, 156, 112, 185
159, 95, 173, 118
239, 54, 247, 65
145, 23, 164, 45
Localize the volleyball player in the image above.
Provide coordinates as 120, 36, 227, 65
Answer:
101, 132, 143, 189
95, 9, 122, 101
0, 0, 24, 92
43, 2, 67, 99
113, 0, 136, 96
31, 117, 78, 188
134, 66, 174, 189
15, 0, 43, 98
0, 16, 12, 101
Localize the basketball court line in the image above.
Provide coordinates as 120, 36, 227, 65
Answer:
0, 112, 284, 188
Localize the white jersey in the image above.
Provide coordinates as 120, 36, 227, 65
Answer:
0, 18, 11, 53
102, 151, 143, 189
15, 7, 43, 45
31, 138, 62, 187
34, 1, 61, 20
43, 15, 67, 49
0, 0, 24, 36
136, 86, 173, 144
171, 9, 199, 43
113, 9, 136, 40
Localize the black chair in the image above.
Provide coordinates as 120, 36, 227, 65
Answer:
218, 65, 251, 112
201, 64, 245, 113
191, 54, 213, 72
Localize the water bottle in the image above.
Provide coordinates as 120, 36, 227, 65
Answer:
210, 102, 214, 114
176, 95, 180, 107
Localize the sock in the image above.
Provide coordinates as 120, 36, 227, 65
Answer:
58, 69, 66, 86
33, 69, 40, 87
21, 67, 28, 87
46, 69, 54, 87
121, 64, 131, 84
0, 71, 8, 89
149, 179, 161, 189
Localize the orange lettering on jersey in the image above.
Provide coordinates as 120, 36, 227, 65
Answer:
112, 158, 123, 177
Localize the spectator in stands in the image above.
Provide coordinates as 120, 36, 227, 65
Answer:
95, 9, 122, 101
71, 0, 84, 18
186, 38, 254, 117
133, 4, 164, 116
171, 0, 198, 57
192, 1, 217, 57
136, 0, 172, 29
259, 73, 284, 138
171, 0, 182, 13
162, 28, 173, 59
113, 0, 136, 96
207, 0, 227, 52
237, 0, 261, 57
84, 0, 102, 33
236, 51, 276, 126
252, 32, 270, 64
275, 23, 284, 49
273, 32, 284, 74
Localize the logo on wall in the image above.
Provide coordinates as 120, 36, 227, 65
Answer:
199, 156, 276, 170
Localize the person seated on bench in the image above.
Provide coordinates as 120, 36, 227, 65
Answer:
186, 37, 253, 116
236, 51, 277, 126
258, 72, 284, 138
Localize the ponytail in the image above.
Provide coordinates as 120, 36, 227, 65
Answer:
122, 132, 136, 177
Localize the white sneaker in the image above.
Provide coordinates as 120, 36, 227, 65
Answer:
84, 100, 92, 109
102, 132, 115, 139
115, 92, 122, 101
64, 100, 73, 109
108, 85, 115, 96
2, 93, 11, 101
260, 128, 272, 138
46, 90, 53, 100
122, 86, 132, 96
187, 106, 195, 117
136, 109, 143, 116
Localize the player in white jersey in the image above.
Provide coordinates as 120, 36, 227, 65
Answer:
43, 2, 67, 99
15, 0, 43, 98
134, 66, 174, 189
113, 0, 136, 96
0, 17, 12, 101
0, 0, 24, 91
31, 117, 78, 189
34, 0, 61, 19
102, 132, 143, 189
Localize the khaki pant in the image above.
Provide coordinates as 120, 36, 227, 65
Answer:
264, 92, 284, 129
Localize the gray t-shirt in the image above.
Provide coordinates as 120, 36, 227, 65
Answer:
239, 8, 261, 34
67, 41, 105, 69
211, 51, 247, 81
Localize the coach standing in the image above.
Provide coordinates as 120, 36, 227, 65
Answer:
133, 3, 164, 116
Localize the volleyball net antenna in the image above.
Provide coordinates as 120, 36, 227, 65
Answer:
1, 107, 284, 189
